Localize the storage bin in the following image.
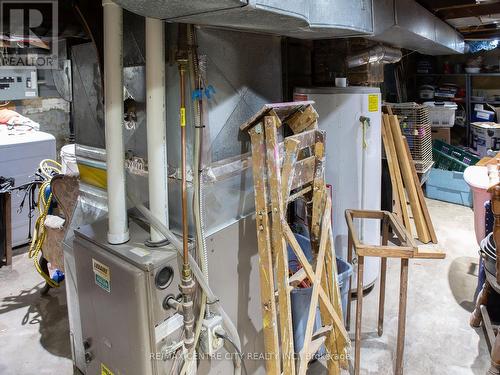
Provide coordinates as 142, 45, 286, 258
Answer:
471, 122, 500, 157
425, 168, 472, 207
288, 232, 352, 356
432, 139, 480, 172
424, 101, 457, 128
472, 108, 495, 122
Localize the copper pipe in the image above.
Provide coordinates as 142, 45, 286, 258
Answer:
179, 60, 189, 274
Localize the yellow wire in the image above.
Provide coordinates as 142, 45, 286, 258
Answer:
29, 159, 62, 288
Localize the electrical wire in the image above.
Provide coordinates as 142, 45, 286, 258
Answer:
215, 332, 248, 375
27, 159, 62, 288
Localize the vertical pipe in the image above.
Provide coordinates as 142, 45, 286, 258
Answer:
146, 17, 168, 242
102, 0, 129, 244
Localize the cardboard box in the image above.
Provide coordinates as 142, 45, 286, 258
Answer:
431, 128, 451, 144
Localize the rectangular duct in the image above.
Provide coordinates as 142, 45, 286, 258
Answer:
370, 0, 464, 55
114, 0, 374, 38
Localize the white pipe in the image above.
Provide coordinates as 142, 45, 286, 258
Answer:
103, 0, 129, 244
146, 17, 168, 242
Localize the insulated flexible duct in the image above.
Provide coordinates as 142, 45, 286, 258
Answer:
346, 45, 402, 69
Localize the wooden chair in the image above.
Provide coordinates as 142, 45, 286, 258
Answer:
345, 209, 444, 375
41, 174, 79, 272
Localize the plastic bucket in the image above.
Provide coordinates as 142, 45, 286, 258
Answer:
60, 144, 78, 175
287, 233, 352, 356
464, 166, 492, 245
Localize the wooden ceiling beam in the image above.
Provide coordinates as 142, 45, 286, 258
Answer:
439, 2, 500, 19
463, 29, 500, 39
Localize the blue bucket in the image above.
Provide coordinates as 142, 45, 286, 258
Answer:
287, 232, 352, 356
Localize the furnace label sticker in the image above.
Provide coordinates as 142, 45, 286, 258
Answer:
92, 259, 111, 293
101, 363, 114, 375
368, 94, 379, 112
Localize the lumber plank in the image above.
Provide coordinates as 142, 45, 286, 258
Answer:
382, 114, 412, 234
264, 116, 296, 375
388, 115, 431, 243
381, 117, 403, 221
248, 124, 281, 375
402, 136, 438, 244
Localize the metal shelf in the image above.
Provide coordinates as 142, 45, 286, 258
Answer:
415, 72, 500, 146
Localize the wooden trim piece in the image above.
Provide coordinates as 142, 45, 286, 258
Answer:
248, 123, 281, 375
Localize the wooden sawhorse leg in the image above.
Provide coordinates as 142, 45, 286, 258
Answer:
395, 258, 409, 375
346, 235, 353, 332
378, 219, 390, 337
354, 255, 364, 375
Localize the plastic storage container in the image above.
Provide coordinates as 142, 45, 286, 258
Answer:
432, 139, 480, 172
471, 122, 500, 158
423, 101, 457, 128
288, 232, 352, 355
426, 140, 479, 207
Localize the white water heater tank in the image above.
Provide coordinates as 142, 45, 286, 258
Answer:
294, 86, 382, 289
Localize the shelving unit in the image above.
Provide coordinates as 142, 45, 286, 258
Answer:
415, 72, 500, 146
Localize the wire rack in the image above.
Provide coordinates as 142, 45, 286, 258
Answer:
387, 102, 434, 174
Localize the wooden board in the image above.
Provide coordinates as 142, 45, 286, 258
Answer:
382, 115, 412, 234
388, 115, 431, 243
248, 124, 281, 375
381, 117, 403, 222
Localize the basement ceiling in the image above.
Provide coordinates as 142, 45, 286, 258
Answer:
418, 0, 500, 39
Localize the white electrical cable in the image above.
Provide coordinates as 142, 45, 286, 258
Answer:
133, 202, 242, 354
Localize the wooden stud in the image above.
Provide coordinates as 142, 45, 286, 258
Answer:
264, 116, 296, 375
248, 124, 281, 375
388, 115, 431, 243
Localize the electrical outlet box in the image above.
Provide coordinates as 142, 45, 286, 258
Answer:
0, 67, 38, 100
199, 315, 224, 356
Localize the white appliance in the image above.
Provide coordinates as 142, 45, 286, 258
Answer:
294, 87, 381, 289
0, 128, 56, 247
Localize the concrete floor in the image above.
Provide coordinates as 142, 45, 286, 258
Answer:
0, 199, 491, 374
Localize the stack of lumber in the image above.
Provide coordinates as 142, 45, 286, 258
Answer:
381, 113, 438, 245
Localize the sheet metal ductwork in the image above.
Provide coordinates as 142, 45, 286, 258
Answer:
370, 0, 464, 55
112, 0, 374, 38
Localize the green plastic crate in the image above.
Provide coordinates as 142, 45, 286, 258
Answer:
432, 139, 479, 172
